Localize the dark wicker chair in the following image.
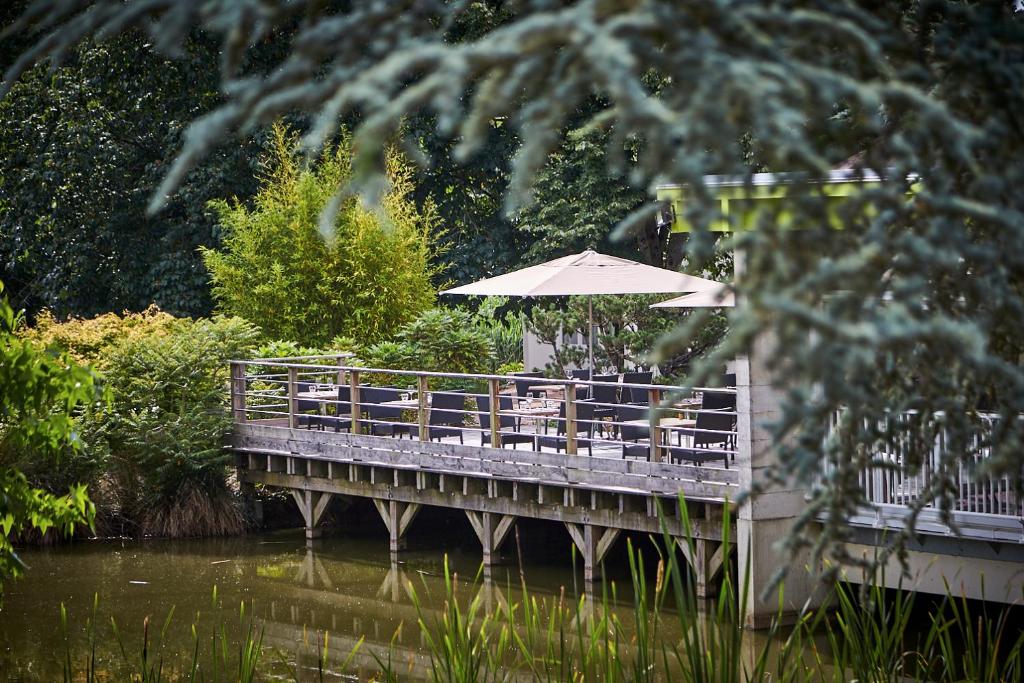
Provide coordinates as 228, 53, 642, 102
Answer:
513, 371, 545, 400
700, 389, 736, 412
622, 371, 653, 405
669, 409, 734, 468
428, 391, 467, 443
534, 400, 596, 455
570, 369, 592, 400
590, 373, 620, 436
361, 386, 412, 438
295, 382, 322, 428
310, 385, 352, 432
617, 403, 651, 460
476, 395, 533, 449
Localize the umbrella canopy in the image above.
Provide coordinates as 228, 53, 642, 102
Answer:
651, 285, 734, 309
441, 250, 719, 296
442, 250, 723, 377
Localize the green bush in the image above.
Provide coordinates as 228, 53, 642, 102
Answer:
0, 282, 101, 589
20, 307, 179, 369
202, 123, 440, 346
473, 296, 523, 370
356, 340, 424, 387
398, 309, 491, 374
91, 316, 261, 537
23, 310, 262, 538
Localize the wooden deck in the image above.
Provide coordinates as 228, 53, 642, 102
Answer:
233, 419, 737, 593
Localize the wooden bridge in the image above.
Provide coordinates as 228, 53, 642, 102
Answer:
228, 355, 1024, 627
229, 358, 739, 597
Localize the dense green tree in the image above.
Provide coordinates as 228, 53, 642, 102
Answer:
7, 0, 1024, 571
0, 281, 100, 593
202, 125, 439, 345
516, 129, 677, 267
410, 115, 530, 284
0, 32, 261, 318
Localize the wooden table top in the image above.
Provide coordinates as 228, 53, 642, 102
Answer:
621, 417, 696, 428
296, 389, 339, 400
506, 406, 560, 417
380, 398, 423, 409
528, 384, 571, 393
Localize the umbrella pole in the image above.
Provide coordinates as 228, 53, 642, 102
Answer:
588, 295, 594, 381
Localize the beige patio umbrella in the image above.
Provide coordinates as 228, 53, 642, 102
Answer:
650, 283, 734, 309
441, 249, 722, 377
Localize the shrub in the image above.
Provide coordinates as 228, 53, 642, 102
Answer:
202, 123, 440, 346
20, 306, 178, 368
473, 296, 523, 370
0, 282, 101, 587
21, 310, 262, 538
356, 340, 424, 387
92, 316, 261, 537
397, 309, 492, 374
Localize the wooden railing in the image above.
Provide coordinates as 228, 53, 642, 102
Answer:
228, 357, 739, 480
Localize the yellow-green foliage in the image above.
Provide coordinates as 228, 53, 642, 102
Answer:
16, 309, 262, 538
202, 124, 440, 346
22, 306, 179, 368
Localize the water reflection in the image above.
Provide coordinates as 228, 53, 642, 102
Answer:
0, 531, 605, 680
0, 530, 804, 681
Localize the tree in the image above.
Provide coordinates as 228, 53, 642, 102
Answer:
0, 280, 100, 593
526, 295, 727, 377
0, 31, 262, 318
7, 0, 1024, 570
202, 125, 440, 346
516, 128, 675, 267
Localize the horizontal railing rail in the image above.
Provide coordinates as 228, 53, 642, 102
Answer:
228, 359, 740, 492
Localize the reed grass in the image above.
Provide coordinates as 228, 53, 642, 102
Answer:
53, 496, 1023, 681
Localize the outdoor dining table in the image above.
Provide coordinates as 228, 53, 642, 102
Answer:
505, 403, 560, 435
527, 383, 572, 397
296, 386, 340, 415
622, 416, 697, 448
380, 397, 423, 410
296, 387, 338, 401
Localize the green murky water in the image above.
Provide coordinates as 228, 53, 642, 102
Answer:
0, 514, 686, 681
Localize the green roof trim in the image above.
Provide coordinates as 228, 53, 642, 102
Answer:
655, 170, 907, 232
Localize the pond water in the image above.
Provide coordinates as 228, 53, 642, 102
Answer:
1, 510, 731, 681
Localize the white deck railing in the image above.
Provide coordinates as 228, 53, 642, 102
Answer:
823, 410, 1024, 543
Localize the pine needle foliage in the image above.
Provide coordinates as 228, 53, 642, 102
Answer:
5, 1, 1024, 570
202, 124, 440, 346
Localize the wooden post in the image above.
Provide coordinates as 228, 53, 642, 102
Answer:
649, 386, 663, 463
291, 490, 333, 542
467, 512, 516, 576
565, 383, 577, 455
336, 356, 346, 386
230, 361, 247, 423
288, 366, 299, 429
418, 374, 429, 442
374, 500, 421, 557
566, 523, 620, 586
349, 370, 361, 435
488, 378, 501, 449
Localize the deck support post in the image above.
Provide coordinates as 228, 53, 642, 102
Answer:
467, 512, 515, 576
288, 367, 300, 430
291, 490, 333, 543
565, 523, 620, 586
734, 249, 824, 628
565, 384, 577, 455
240, 481, 263, 527
675, 537, 727, 599
649, 387, 664, 463
374, 500, 421, 558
